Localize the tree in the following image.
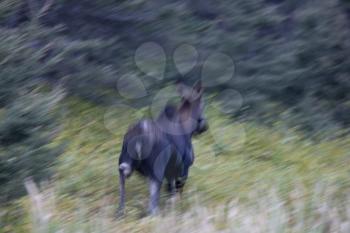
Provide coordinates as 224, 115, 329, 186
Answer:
0, 26, 64, 201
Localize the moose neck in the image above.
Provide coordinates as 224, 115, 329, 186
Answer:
156, 104, 193, 137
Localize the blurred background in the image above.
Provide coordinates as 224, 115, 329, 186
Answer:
0, 0, 350, 232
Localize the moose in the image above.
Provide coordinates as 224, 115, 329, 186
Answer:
117, 80, 208, 215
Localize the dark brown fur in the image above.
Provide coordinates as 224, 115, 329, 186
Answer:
117, 81, 208, 216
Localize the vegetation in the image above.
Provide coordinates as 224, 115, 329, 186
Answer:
1, 101, 350, 232
1, 0, 349, 128
0, 0, 350, 232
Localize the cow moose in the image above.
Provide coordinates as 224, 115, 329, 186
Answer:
117, 80, 208, 215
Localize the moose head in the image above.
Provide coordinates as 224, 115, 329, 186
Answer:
176, 80, 208, 135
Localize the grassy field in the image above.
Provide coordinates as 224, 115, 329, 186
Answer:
2, 100, 350, 233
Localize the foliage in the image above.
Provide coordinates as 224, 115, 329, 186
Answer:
0, 0, 350, 231
0, 26, 64, 201
1, 0, 349, 131
2, 100, 350, 232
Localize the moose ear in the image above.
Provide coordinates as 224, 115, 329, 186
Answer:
176, 81, 193, 100
193, 80, 203, 95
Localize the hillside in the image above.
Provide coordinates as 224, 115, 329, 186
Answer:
2, 100, 350, 232
1, 1, 350, 232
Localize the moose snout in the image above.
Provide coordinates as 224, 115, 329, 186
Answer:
197, 118, 208, 134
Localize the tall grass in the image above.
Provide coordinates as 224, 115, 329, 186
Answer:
25, 178, 350, 233
2, 100, 350, 232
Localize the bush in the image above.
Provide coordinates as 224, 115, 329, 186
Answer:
0, 26, 64, 201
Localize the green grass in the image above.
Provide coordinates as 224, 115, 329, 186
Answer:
2, 99, 350, 232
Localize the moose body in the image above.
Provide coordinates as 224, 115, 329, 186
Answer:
117, 81, 208, 215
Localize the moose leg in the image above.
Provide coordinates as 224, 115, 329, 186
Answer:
168, 179, 177, 209
168, 179, 176, 195
148, 178, 162, 215
116, 170, 126, 217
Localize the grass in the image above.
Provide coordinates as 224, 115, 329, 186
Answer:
24, 181, 350, 233
1, 99, 350, 232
